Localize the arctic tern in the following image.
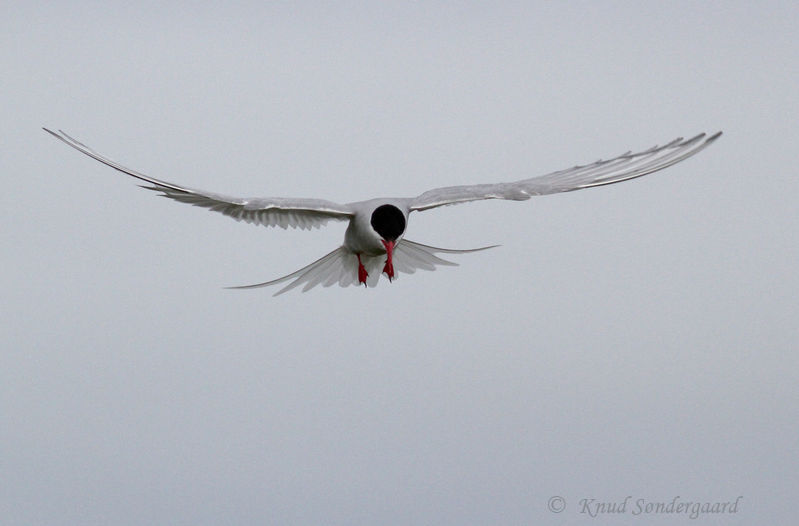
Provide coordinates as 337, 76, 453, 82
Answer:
44, 128, 721, 295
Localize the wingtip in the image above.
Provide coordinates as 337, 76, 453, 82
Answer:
682, 133, 704, 146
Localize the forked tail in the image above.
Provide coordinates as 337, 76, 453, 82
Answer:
391, 239, 498, 274
228, 239, 498, 295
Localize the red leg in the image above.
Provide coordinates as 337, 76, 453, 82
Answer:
357, 254, 368, 286
381, 240, 395, 282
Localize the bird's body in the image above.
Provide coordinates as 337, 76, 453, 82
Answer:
44, 128, 721, 295
344, 199, 407, 256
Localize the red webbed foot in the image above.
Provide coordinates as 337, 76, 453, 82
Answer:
381, 240, 395, 282
357, 254, 368, 286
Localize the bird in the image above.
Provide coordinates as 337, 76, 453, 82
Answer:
44, 128, 721, 295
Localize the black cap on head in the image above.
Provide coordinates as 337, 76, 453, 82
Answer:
370, 204, 406, 241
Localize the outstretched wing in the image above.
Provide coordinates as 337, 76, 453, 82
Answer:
409, 132, 722, 212
44, 128, 354, 230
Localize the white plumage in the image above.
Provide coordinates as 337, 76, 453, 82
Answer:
44, 128, 721, 295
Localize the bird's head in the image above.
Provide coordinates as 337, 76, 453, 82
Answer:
370, 204, 406, 253
370, 203, 406, 282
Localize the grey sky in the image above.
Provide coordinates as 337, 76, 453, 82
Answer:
3, 1, 797, 524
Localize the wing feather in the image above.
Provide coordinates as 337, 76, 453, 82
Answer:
409, 132, 721, 211
45, 128, 354, 229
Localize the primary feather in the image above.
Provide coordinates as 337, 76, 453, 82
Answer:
409, 132, 722, 211
43, 128, 354, 230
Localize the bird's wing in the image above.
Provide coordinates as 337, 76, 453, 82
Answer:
45, 129, 354, 230
409, 131, 722, 212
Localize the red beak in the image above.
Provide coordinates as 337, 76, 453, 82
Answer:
381, 239, 395, 281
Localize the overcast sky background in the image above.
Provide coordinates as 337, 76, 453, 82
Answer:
2, 2, 797, 524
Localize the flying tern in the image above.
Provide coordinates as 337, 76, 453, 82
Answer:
44, 128, 721, 295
